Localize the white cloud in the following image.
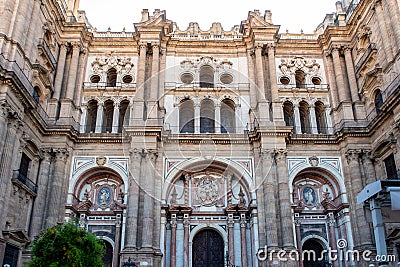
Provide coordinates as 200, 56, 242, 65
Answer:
79, 0, 338, 33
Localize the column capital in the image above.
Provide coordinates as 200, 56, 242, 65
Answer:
345, 149, 362, 164
295, 219, 301, 227
70, 41, 81, 50
331, 45, 342, 54
274, 148, 288, 162
54, 148, 69, 162
59, 41, 69, 49
170, 220, 177, 228
40, 148, 54, 161
266, 42, 276, 53
145, 149, 158, 161
129, 148, 146, 159
227, 220, 234, 228
138, 42, 147, 53
254, 42, 264, 50
259, 148, 275, 160
343, 45, 353, 53
183, 219, 190, 227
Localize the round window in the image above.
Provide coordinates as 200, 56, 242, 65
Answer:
90, 75, 100, 83
280, 76, 290, 85
122, 75, 133, 83
180, 73, 194, 84
220, 73, 233, 84
312, 77, 321, 85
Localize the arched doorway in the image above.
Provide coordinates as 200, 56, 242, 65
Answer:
303, 239, 328, 267
192, 229, 224, 267
102, 240, 113, 267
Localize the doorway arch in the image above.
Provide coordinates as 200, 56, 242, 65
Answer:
302, 239, 328, 267
192, 229, 224, 267
102, 240, 113, 267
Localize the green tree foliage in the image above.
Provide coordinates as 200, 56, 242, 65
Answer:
28, 222, 105, 267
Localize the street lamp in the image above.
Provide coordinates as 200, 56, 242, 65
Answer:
122, 257, 137, 267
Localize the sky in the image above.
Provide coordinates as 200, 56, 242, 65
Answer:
79, 0, 338, 34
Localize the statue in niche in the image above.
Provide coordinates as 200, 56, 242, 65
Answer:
303, 187, 316, 206
98, 187, 111, 205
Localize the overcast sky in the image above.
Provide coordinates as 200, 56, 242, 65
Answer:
79, 0, 338, 33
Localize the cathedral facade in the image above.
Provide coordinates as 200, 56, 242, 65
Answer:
0, 0, 400, 266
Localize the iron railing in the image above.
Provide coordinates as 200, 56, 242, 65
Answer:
12, 170, 38, 193
83, 82, 136, 89
278, 83, 329, 90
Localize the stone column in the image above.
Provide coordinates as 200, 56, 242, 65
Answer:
23, 0, 41, 54
343, 47, 359, 103
386, 0, 400, 47
148, 43, 160, 120
194, 102, 200, 133
235, 103, 242, 133
45, 148, 69, 228
170, 218, 177, 267
0, 101, 10, 157
323, 54, 339, 109
183, 218, 190, 267
309, 105, 318, 134
294, 103, 302, 134
141, 150, 157, 249
0, 116, 21, 236
124, 149, 142, 249
295, 220, 303, 267
363, 150, 377, 185
331, 47, 350, 103
95, 101, 104, 133
112, 101, 120, 133
327, 214, 339, 267
215, 103, 221, 133
65, 42, 81, 100
133, 43, 147, 122
113, 219, 122, 267
268, 43, 284, 123
227, 217, 235, 266
30, 148, 53, 238
53, 43, 68, 100
247, 49, 258, 110
158, 48, 167, 114
240, 218, 248, 267
261, 149, 279, 248
79, 104, 87, 133
373, 0, 394, 61
345, 149, 373, 248
275, 149, 295, 249
10, 0, 34, 46
73, 48, 88, 105
254, 43, 270, 122
325, 107, 333, 134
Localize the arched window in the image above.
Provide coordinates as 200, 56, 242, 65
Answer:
221, 99, 235, 133
374, 89, 383, 114
315, 101, 327, 134
295, 70, 306, 88
200, 65, 214, 88
103, 100, 114, 133
33, 86, 41, 105
200, 99, 215, 133
106, 68, 117, 87
299, 101, 311, 134
118, 100, 130, 133
179, 99, 194, 133
86, 100, 98, 133
283, 101, 295, 127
